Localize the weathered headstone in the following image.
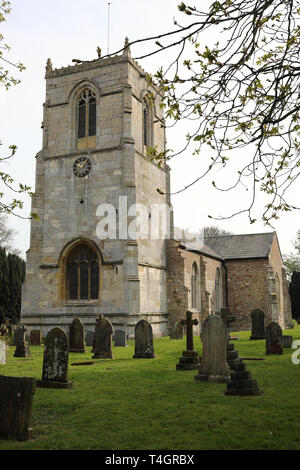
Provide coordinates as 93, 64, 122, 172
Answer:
37, 327, 73, 388
114, 329, 127, 347
14, 326, 30, 358
92, 316, 113, 359
30, 330, 42, 346
176, 311, 201, 370
86, 330, 95, 347
69, 318, 86, 353
133, 319, 155, 359
250, 309, 266, 340
0, 341, 6, 364
14, 325, 27, 345
195, 314, 230, 383
282, 335, 293, 348
0, 375, 36, 441
266, 321, 283, 355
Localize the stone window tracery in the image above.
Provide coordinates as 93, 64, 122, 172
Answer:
66, 243, 100, 301
77, 88, 96, 149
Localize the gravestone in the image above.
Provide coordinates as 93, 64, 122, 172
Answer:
86, 330, 95, 347
0, 375, 36, 441
133, 319, 155, 358
195, 314, 230, 383
176, 311, 201, 370
69, 318, 86, 353
37, 327, 73, 388
0, 341, 6, 364
14, 326, 27, 345
14, 326, 30, 358
250, 309, 266, 340
92, 316, 113, 359
30, 330, 42, 346
282, 335, 293, 348
266, 321, 283, 355
114, 329, 127, 347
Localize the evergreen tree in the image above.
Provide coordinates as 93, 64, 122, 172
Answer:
289, 272, 300, 324
0, 247, 25, 324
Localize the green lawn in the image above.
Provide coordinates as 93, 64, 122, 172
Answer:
0, 325, 300, 450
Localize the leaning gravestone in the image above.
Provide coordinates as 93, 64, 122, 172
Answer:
114, 329, 127, 347
250, 309, 266, 340
69, 318, 86, 353
195, 314, 230, 383
266, 321, 283, 355
133, 319, 155, 358
0, 341, 6, 364
37, 327, 73, 388
92, 316, 113, 359
30, 330, 42, 346
0, 375, 36, 441
14, 326, 30, 358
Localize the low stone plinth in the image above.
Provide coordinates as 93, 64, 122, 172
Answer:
176, 350, 201, 370
225, 359, 261, 396
37, 379, 73, 389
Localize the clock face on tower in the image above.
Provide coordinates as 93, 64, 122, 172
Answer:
73, 156, 91, 177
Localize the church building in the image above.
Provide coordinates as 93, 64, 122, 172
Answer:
21, 40, 293, 338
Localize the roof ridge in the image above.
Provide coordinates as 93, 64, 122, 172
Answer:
204, 231, 275, 239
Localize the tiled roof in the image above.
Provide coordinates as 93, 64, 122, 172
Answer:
204, 232, 275, 260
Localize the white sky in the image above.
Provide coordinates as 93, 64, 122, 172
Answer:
1, 0, 300, 259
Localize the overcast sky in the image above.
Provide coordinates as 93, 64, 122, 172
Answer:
1, 0, 300, 258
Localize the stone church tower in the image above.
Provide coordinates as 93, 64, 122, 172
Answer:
21, 40, 172, 338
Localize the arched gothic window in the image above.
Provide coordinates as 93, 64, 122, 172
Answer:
77, 88, 96, 149
66, 244, 100, 300
214, 267, 222, 312
191, 262, 200, 310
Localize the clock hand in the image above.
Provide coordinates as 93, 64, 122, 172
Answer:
80, 159, 88, 168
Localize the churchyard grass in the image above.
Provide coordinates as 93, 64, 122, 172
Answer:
0, 325, 300, 450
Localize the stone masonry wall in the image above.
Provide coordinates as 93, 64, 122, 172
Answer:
226, 258, 270, 331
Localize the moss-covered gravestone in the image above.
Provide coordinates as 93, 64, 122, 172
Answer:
133, 319, 155, 358
37, 327, 73, 389
266, 321, 283, 355
195, 314, 230, 383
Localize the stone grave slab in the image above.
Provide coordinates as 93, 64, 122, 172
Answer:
69, 318, 86, 353
133, 319, 155, 358
266, 322, 283, 355
195, 314, 230, 383
0, 375, 36, 441
37, 327, 73, 389
114, 329, 127, 347
92, 316, 113, 359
